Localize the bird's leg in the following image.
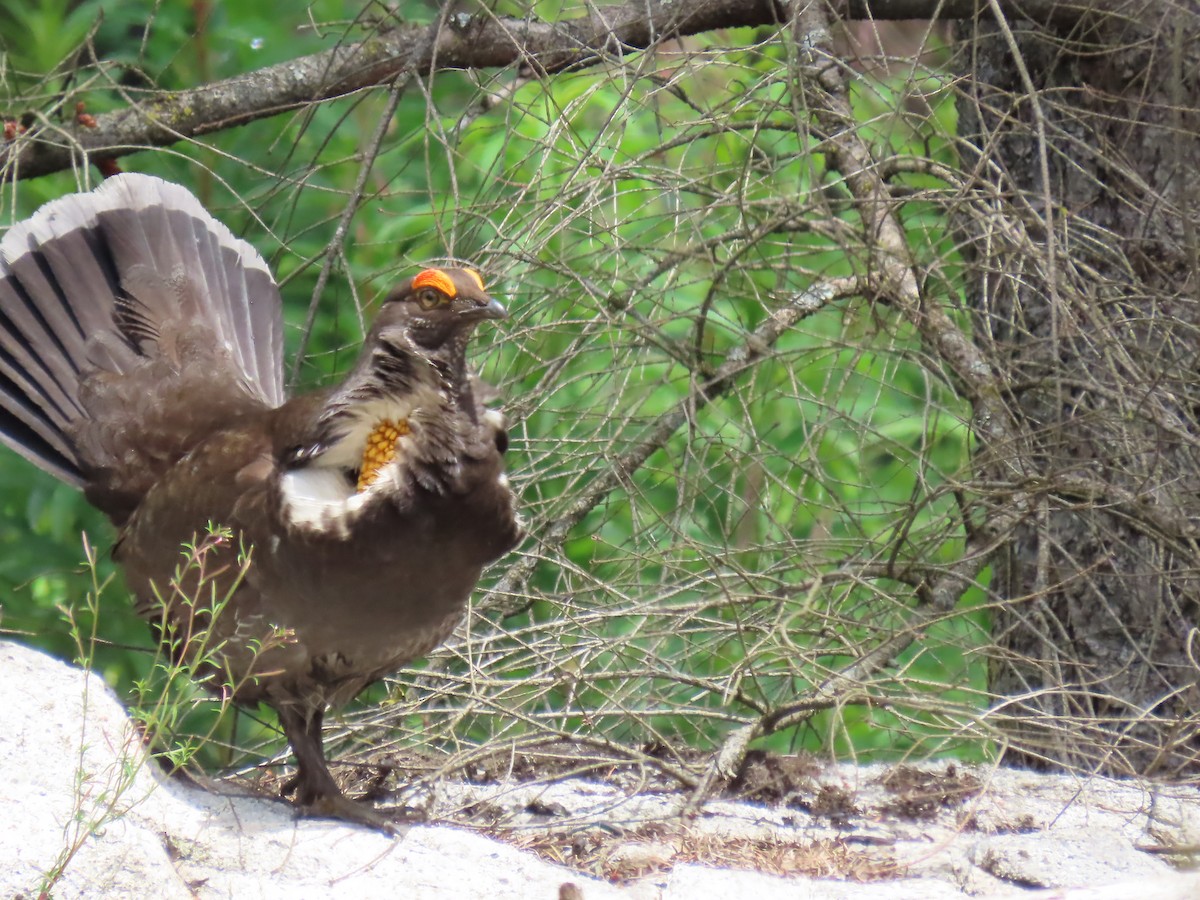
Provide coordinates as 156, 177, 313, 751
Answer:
276, 705, 403, 834
277, 705, 336, 802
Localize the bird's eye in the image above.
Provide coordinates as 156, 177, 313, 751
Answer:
416, 288, 444, 310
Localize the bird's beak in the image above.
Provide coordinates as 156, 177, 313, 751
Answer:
467, 297, 507, 321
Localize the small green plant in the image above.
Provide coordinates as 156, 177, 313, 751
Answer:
38, 524, 291, 895
131, 525, 243, 773
130, 523, 297, 776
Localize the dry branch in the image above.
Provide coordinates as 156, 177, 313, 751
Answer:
0, 0, 1129, 182
684, 2, 1046, 798
484, 276, 863, 614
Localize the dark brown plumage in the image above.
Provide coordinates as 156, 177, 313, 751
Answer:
0, 175, 521, 829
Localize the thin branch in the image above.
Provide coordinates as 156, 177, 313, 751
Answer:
684, 1, 1051, 801
289, 80, 408, 383
0, 0, 1130, 182
483, 276, 864, 613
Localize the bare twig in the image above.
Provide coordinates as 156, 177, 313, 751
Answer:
0, 0, 1131, 182
484, 276, 863, 613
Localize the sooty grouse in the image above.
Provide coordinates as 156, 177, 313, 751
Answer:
0, 174, 522, 830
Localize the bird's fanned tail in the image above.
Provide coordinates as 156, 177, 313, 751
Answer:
0, 174, 285, 497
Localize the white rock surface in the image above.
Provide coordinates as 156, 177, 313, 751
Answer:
3, 639, 1200, 899
0, 641, 626, 900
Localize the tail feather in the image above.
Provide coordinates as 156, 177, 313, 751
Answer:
0, 288, 84, 483
0, 173, 286, 496
3, 244, 93, 379
0, 278, 86, 420
0, 261, 94, 483
179, 206, 257, 392
89, 176, 284, 399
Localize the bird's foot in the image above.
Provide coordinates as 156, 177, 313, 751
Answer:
300, 790, 413, 836
281, 770, 421, 836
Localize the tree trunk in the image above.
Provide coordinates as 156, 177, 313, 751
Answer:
958, 4, 1200, 774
